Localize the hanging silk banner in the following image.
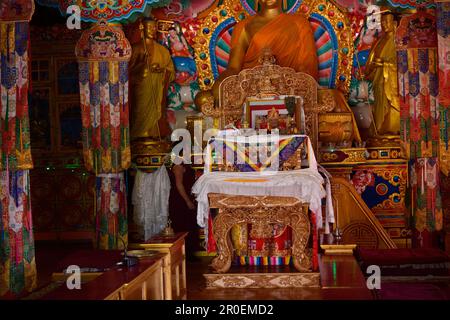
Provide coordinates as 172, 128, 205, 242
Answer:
76, 21, 132, 249
1, 0, 35, 297
436, 1, 450, 176
435, 0, 450, 251
0, 22, 33, 170
396, 10, 439, 159
0, 170, 36, 297
95, 173, 128, 250
76, 21, 132, 174
396, 10, 443, 247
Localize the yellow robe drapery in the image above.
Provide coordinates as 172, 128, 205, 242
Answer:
231, 13, 319, 81
366, 33, 400, 135
129, 41, 175, 139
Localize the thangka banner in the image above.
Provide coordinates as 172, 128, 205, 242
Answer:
0, 22, 33, 170
76, 21, 132, 174
1, 8, 36, 297
76, 22, 131, 250
409, 158, 443, 232
396, 11, 443, 241
436, 1, 450, 175
95, 173, 128, 250
396, 11, 439, 159
0, 170, 36, 297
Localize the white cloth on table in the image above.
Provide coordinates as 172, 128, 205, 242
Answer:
192, 168, 330, 245
318, 165, 335, 234
192, 133, 335, 246
132, 166, 171, 241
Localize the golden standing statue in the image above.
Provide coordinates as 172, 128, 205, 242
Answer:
365, 13, 400, 136
129, 19, 175, 140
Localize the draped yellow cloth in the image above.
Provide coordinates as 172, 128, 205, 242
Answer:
129, 41, 175, 139
232, 13, 319, 81
366, 33, 400, 135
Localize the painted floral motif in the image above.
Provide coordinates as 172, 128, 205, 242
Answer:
38, 0, 170, 23
351, 169, 375, 194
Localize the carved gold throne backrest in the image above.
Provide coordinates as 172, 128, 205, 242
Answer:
201, 53, 335, 152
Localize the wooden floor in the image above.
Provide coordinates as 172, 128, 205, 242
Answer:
185, 255, 374, 300
33, 242, 450, 299
34, 241, 373, 300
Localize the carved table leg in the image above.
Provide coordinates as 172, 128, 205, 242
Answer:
290, 210, 312, 272
208, 195, 312, 274
211, 210, 236, 273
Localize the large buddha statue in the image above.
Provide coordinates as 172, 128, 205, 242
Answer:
195, 0, 361, 144
365, 13, 400, 136
129, 19, 175, 140
196, 0, 317, 103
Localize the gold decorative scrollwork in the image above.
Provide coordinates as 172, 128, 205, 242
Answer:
208, 194, 311, 273
299, 0, 354, 93
319, 148, 367, 164
192, 0, 248, 91
317, 89, 336, 113
202, 57, 321, 151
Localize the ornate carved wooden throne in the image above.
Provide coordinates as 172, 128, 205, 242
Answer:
201, 50, 334, 152
200, 51, 328, 276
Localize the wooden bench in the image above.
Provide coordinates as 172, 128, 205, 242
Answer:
130, 232, 188, 300
40, 254, 166, 300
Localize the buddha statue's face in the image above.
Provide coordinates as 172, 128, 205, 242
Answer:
259, 0, 281, 10
142, 21, 157, 39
